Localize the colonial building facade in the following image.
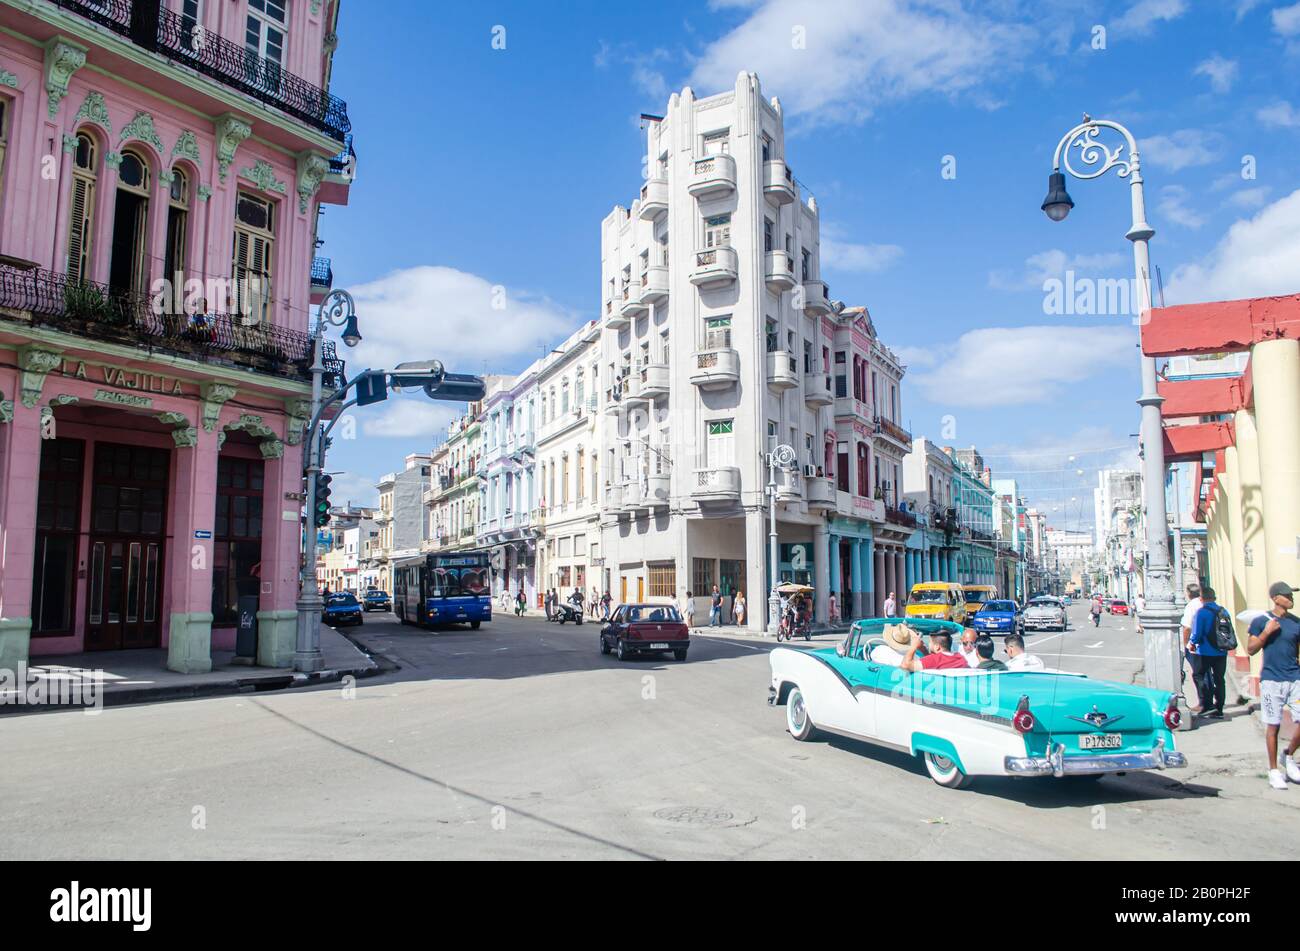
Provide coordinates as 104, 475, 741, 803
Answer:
0, 0, 354, 673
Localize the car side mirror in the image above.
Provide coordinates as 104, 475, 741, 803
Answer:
835, 643, 847, 657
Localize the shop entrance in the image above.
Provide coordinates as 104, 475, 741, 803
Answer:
85, 443, 170, 651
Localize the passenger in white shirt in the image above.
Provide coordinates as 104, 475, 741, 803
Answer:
1005, 634, 1045, 671
957, 629, 981, 668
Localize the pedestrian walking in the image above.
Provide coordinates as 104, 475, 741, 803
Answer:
735, 591, 746, 627
883, 591, 897, 618
829, 591, 839, 626
1179, 583, 1204, 694
1246, 582, 1300, 790
1090, 596, 1102, 627
682, 591, 696, 629
710, 585, 722, 627
601, 590, 612, 620
1188, 586, 1228, 720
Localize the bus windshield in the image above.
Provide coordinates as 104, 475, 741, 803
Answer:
910, 589, 948, 604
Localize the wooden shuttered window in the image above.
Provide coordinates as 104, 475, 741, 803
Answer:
68, 174, 96, 283
232, 193, 274, 326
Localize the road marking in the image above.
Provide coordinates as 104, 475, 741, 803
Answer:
690, 635, 771, 652
1051, 653, 1143, 661
1086, 641, 1104, 649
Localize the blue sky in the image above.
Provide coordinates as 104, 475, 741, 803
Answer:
318, 0, 1300, 531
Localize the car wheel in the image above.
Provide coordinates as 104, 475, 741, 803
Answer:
471, 621, 481, 630
615, 639, 628, 661
673, 649, 688, 662
600, 635, 611, 655
924, 752, 973, 789
786, 687, 818, 741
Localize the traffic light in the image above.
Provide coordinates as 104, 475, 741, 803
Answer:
315, 474, 333, 528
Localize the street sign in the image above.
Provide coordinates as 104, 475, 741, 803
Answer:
356, 370, 389, 407
194, 530, 213, 540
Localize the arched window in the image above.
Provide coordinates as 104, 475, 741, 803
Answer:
109, 149, 150, 294
575, 370, 585, 409
68, 132, 99, 283
233, 192, 275, 326
856, 442, 870, 497
164, 167, 190, 285
561, 380, 570, 414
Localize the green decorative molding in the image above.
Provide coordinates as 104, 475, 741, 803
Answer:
285, 398, 311, 446
159, 170, 175, 187
119, 111, 165, 154
240, 159, 287, 196
172, 129, 202, 167
18, 345, 64, 408
296, 151, 329, 214
0, 398, 13, 424
43, 38, 86, 119
215, 113, 253, 183
200, 382, 237, 432
197, 184, 213, 201
62, 132, 78, 154
0, 69, 20, 89
219, 412, 278, 450
74, 90, 110, 134
259, 438, 285, 460
105, 151, 123, 171
311, 0, 324, 15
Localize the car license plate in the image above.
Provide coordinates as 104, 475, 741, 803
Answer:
1079, 733, 1123, 750
649, 642, 670, 649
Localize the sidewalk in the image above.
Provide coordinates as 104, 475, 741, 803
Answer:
0, 626, 379, 715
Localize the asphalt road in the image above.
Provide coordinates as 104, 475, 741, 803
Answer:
0, 602, 1291, 860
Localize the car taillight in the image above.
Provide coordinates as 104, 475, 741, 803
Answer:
1013, 696, 1035, 734
1164, 700, 1181, 730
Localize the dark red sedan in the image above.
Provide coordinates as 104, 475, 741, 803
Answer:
600, 603, 690, 662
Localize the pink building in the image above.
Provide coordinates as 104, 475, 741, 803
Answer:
0, 0, 355, 673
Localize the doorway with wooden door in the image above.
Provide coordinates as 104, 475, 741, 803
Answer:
85, 443, 170, 651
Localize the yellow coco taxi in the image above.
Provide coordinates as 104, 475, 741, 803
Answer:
905, 582, 968, 625
962, 585, 997, 622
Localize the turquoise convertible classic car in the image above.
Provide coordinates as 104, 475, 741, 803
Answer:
768, 619, 1186, 789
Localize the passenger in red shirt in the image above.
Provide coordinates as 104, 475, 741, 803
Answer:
899, 629, 970, 672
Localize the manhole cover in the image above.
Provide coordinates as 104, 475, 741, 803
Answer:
653, 806, 736, 826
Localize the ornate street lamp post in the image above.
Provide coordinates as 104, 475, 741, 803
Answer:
767, 443, 797, 636
1041, 117, 1185, 724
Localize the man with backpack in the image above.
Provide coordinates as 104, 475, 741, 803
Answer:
1188, 586, 1234, 720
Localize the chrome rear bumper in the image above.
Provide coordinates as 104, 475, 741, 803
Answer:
1004, 737, 1187, 777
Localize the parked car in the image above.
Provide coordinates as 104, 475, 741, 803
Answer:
1109, 599, 1130, 616
324, 592, 364, 627
363, 588, 391, 612
1023, 596, 1068, 632
600, 603, 689, 662
972, 599, 1022, 636
768, 618, 1186, 789
904, 582, 968, 625
961, 585, 997, 624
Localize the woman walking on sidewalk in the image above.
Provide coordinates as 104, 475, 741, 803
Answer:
735, 591, 747, 627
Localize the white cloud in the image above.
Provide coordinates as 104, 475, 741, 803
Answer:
327, 471, 381, 509
1257, 100, 1300, 128
1113, 0, 1188, 33
1224, 185, 1271, 210
820, 235, 904, 273
909, 326, 1135, 408
1157, 184, 1205, 229
1273, 2, 1300, 37
989, 249, 1127, 291
1139, 129, 1221, 171
1165, 188, 1300, 303
361, 399, 458, 440
1193, 54, 1238, 93
687, 0, 1034, 127
1235, 0, 1265, 20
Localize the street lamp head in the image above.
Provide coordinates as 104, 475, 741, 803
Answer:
1041, 171, 1074, 222
340, 313, 362, 348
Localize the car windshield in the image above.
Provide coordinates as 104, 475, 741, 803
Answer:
982, 601, 1016, 612
327, 594, 358, 606
910, 589, 948, 604
965, 590, 990, 604
1113, 600, 1127, 607
1028, 599, 1058, 608
625, 605, 683, 622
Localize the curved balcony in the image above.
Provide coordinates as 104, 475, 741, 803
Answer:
605, 482, 628, 515
639, 362, 670, 400
765, 250, 796, 293
690, 347, 741, 390
690, 247, 738, 288
803, 280, 833, 317
873, 416, 914, 452
624, 372, 650, 407
806, 477, 836, 510
766, 350, 799, 391
804, 372, 833, 407
639, 178, 669, 220
776, 469, 803, 502
619, 286, 648, 320
603, 298, 629, 331
640, 265, 670, 305
605, 379, 629, 415
688, 153, 736, 199
692, 466, 741, 504
644, 472, 672, 508
763, 160, 796, 205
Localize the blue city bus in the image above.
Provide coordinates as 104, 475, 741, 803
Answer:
393, 551, 492, 629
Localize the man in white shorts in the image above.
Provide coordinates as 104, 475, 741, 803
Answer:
1247, 582, 1300, 790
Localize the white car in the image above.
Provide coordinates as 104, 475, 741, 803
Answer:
1022, 597, 1068, 632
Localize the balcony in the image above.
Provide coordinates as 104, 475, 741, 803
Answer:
690, 347, 741, 390
644, 472, 671, 508
803, 280, 833, 317
804, 372, 833, 407
763, 160, 796, 204
764, 250, 796, 293
885, 506, 918, 529
776, 468, 802, 502
693, 466, 742, 504
639, 362, 670, 400
604, 297, 629, 331
766, 350, 799, 391
687, 153, 737, 199
639, 178, 669, 220
690, 247, 738, 288
640, 265, 670, 305
624, 372, 650, 407
605, 378, 629, 415
310, 257, 332, 305
873, 416, 914, 452
618, 285, 648, 320
806, 477, 836, 510
605, 482, 628, 515
51, 2, 352, 142
0, 264, 342, 387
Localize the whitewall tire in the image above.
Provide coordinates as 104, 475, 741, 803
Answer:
786, 687, 818, 742
924, 752, 973, 789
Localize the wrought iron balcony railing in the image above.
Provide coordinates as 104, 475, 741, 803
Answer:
328, 135, 356, 175
884, 506, 918, 529
51, 1, 351, 142
873, 416, 913, 448
0, 264, 343, 387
